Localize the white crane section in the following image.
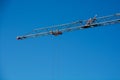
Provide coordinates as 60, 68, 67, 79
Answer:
17, 13, 120, 40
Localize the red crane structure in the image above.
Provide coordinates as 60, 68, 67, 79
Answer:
17, 13, 120, 40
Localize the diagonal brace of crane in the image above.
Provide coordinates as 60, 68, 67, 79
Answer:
16, 13, 120, 40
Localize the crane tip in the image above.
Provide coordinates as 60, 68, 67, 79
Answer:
16, 36, 27, 40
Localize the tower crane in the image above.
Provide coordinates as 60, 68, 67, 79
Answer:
16, 13, 120, 40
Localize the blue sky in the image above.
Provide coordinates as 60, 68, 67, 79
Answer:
0, 0, 120, 80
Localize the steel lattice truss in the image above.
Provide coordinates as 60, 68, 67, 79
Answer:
17, 13, 120, 40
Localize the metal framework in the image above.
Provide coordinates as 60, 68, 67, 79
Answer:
17, 13, 120, 40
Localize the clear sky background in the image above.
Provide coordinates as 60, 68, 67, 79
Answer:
0, 0, 120, 80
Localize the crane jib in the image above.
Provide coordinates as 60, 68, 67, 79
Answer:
16, 13, 120, 40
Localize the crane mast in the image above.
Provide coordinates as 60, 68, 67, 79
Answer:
17, 13, 120, 40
